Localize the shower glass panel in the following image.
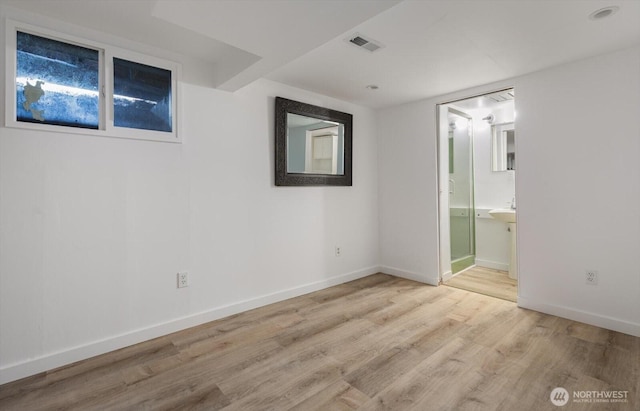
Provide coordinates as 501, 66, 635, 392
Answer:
448, 109, 475, 273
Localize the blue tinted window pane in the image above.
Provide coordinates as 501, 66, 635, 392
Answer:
113, 58, 172, 132
16, 31, 99, 129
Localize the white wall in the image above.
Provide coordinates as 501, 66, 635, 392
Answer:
377, 100, 440, 284
515, 46, 640, 336
378, 46, 640, 337
0, 75, 380, 383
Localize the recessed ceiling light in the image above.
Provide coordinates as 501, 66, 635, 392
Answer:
366, 84, 379, 90
589, 6, 619, 21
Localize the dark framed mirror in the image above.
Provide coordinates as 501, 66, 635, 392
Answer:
275, 97, 352, 186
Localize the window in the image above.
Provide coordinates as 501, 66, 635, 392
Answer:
113, 58, 172, 132
16, 31, 100, 129
6, 20, 180, 143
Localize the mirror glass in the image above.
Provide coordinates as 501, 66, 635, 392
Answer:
275, 97, 352, 186
491, 122, 515, 171
286, 113, 345, 175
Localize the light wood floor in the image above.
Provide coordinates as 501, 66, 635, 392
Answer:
1, 274, 638, 410
446, 266, 518, 302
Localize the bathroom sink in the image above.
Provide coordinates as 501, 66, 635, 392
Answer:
489, 209, 516, 223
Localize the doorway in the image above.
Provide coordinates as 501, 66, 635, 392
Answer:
437, 89, 517, 302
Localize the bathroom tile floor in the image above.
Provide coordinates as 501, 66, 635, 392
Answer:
445, 266, 517, 302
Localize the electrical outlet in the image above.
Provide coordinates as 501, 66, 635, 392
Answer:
585, 270, 598, 285
335, 246, 341, 257
177, 271, 189, 288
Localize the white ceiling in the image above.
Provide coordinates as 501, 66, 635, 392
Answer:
2, 0, 639, 108
267, 0, 640, 108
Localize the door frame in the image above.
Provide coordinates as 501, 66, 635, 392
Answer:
436, 105, 473, 283
435, 87, 517, 286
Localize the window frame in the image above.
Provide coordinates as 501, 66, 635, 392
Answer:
106, 47, 179, 141
5, 19, 181, 143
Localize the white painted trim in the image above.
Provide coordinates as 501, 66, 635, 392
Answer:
380, 265, 438, 286
475, 259, 509, 272
436, 104, 452, 287
441, 270, 453, 283
0, 266, 380, 384
518, 297, 640, 337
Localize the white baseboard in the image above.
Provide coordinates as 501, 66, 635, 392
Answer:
0, 266, 380, 385
475, 259, 509, 272
380, 265, 438, 286
518, 297, 640, 337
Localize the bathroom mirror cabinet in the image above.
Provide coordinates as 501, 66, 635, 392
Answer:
491, 122, 515, 171
275, 97, 352, 186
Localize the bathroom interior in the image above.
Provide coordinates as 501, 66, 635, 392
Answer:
438, 89, 517, 302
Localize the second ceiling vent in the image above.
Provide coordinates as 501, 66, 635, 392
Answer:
346, 33, 384, 53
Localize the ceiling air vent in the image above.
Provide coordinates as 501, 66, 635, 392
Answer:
346, 33, 383, 53
487, 90, 515, 103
